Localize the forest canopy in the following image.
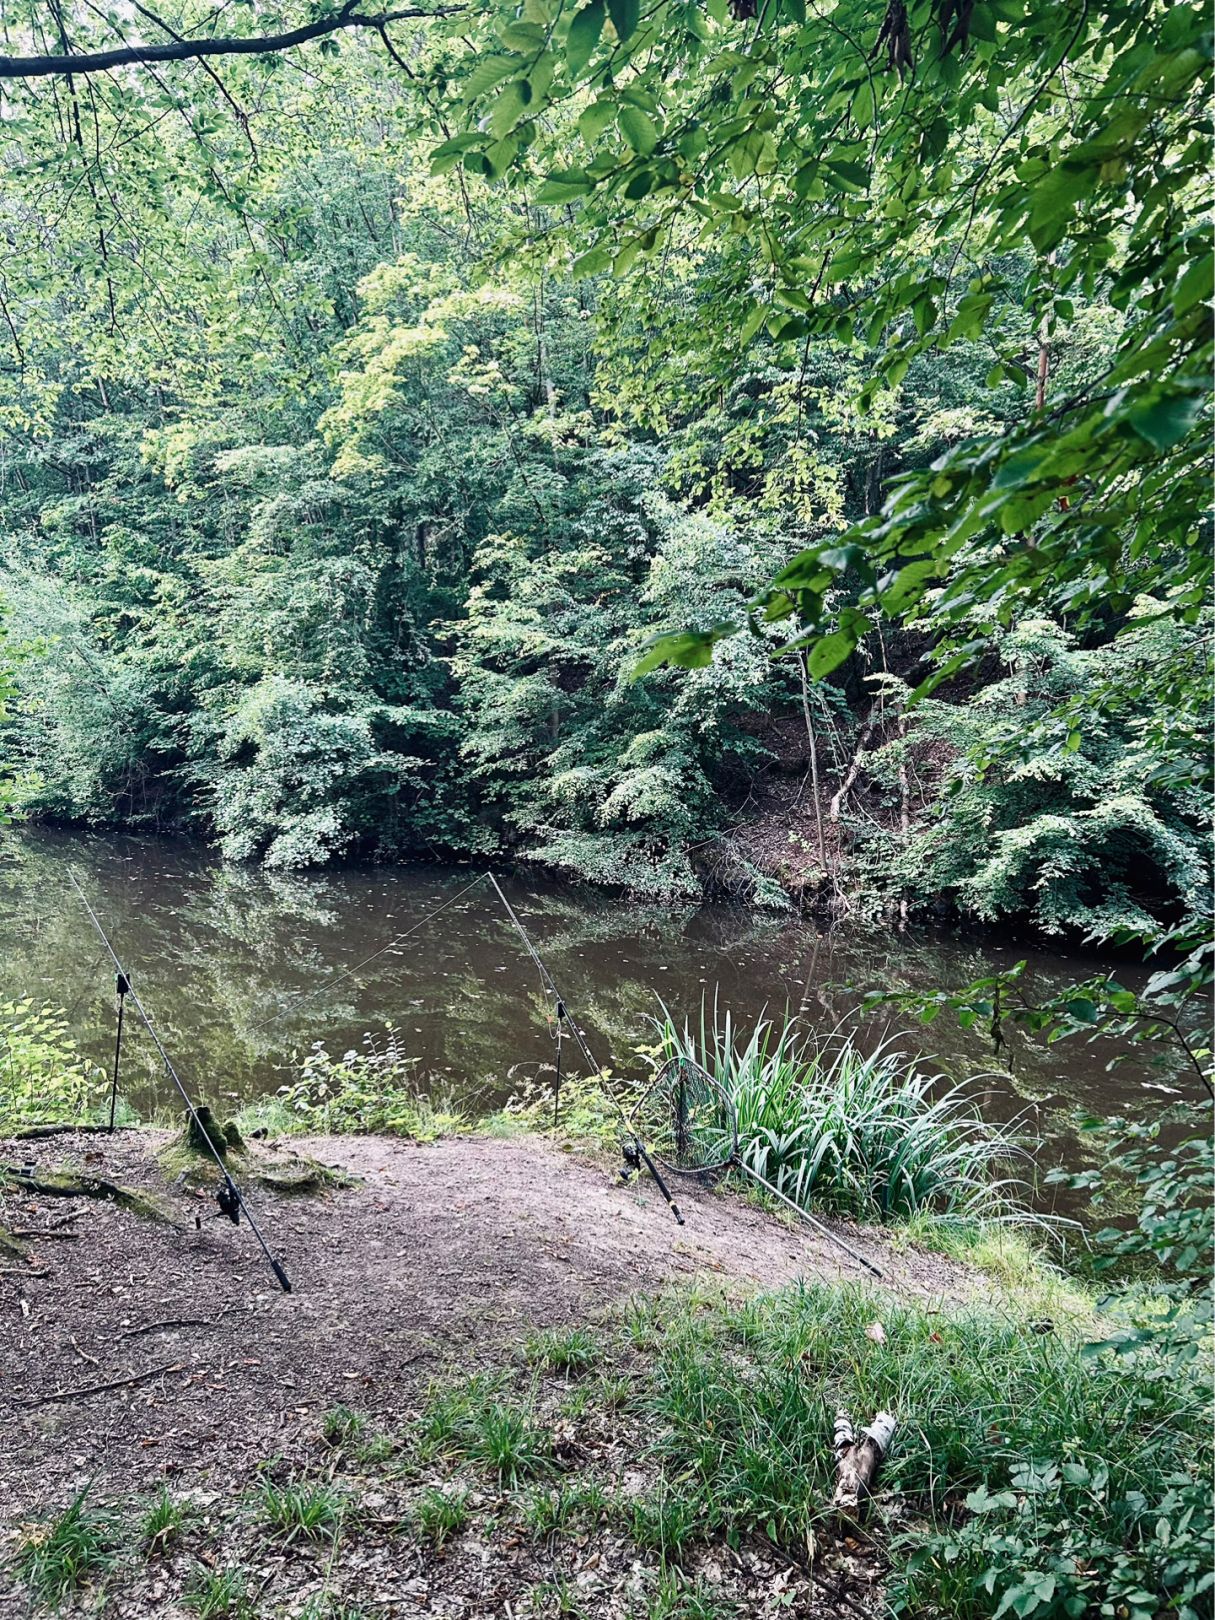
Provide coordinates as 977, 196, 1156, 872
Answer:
0, 0, 1210, 937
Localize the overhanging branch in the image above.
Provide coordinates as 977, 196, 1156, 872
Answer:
0, 3, 465, 79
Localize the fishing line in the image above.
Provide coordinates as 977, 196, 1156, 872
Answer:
280, 872, 493, 1018
67, 870, 293, 1295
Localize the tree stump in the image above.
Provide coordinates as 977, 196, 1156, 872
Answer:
184, 1106, 242, 1161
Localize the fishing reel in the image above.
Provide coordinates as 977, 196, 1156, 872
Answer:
216, 1175, 241, 1225
618, 1137, 642, 1184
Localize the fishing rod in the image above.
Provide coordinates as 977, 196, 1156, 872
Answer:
67, 871, 293, 1295
486, 873, 687, 1226
630, 1056, 884, 1279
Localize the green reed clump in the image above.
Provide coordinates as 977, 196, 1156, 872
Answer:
657, 1003, 1022, 1223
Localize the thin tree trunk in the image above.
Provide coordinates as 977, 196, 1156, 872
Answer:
798, 652, 829, 875
828, 705, 878, 822
897, 715, 910, 928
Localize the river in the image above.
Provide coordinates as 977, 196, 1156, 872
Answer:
0, 828, 1189, 1213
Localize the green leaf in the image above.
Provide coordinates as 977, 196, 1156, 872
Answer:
536, 169, 593, 203
851, 79, 875, 129
460, 56, 516, 101
608, 0, 640, 42
807, 628, 858, 678
579, 100, 617, 143
566, 1, 605, 77
824, 159, 868, 192
1123, 392, 1205, 450
618, 105, 658, 155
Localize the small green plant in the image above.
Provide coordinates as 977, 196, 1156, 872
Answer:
356, 1431, 396, 1464
469, 1401, 550, 1487
141, 1485, 186, 1552
184, 1565, 255, 1620
503, 1069, 639, 1147
416, 1371, 503, 1458
594, 1374, 636, 1413
15, 1487, 116, 1606
525, 1326, 599, 1375
526, 1576, 588, 1617
321, 1405, 367, 1447
413, 1485, 470, 1547
644, 1569, 739, 1620
623, 1487, 704, 1561
0, 1000, 108, 1134
258, 1479, 345, 1542
522, 1480, 607, 1538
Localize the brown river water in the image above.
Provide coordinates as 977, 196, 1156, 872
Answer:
0, 828, 1195, 1218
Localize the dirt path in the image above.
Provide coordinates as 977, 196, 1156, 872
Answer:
0, 1128, 972, 1520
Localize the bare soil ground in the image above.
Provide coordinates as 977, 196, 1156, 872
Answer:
0, 1127, 975, 1618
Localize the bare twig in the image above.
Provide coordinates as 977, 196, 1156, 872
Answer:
24, 1361, 185, 1408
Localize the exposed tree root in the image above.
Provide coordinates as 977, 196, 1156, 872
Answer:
1, 1167, 177, 1226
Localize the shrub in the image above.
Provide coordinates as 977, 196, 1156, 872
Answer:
0, 999, 107, 1134
657, 1002, 1023, 1223
276, 1025, 466, 1139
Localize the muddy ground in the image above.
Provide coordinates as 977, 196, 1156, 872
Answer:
0, 1128, 975, 1617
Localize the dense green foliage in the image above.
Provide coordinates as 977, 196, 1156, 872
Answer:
0, 0, 1209, 934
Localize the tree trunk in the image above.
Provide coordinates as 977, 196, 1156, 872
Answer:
828, 705, 879, 822
798, 652, 829, 875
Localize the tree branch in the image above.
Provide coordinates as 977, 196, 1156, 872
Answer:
0, 4, 466, 78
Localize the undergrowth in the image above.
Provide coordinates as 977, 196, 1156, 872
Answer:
639, 1281, 1214, 1619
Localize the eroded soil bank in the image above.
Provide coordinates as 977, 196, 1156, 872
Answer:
0, 1128, 976, 1617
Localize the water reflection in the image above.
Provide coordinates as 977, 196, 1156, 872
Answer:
0, 828, 1190, 1204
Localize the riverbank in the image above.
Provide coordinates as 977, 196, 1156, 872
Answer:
3, 1126, 1208, 1620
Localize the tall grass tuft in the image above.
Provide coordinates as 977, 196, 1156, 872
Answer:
656, 1001, 1023, 1224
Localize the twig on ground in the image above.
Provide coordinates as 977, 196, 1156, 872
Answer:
23, 1361, 185, 1408
116, 1304, 235, 1341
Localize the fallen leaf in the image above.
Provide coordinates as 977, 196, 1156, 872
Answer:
865, 1320, 887, 1345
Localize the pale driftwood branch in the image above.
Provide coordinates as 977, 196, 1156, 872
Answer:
832, 1410, 896, 1514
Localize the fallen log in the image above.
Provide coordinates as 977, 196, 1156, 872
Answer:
832, 1408, 896, 1515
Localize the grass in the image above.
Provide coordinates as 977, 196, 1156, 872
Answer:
413, 1485, 470, 1547
622, 1486, 704, 1561
657, 1001, 1026, 1224
321, 1404, 367, 1447
415, 1374, 550, 1485
469, 1400, 551, 1487
893, 1212, 1093, 1319
15, 1486, 116, 1606
639, 1281, 1214, 1615
140, 1485, 187, 1552
524, 1325, 600, 1375
521, 1480, 607, 1538
257, 1479, 346, 1542
183, 1566, 256, 1620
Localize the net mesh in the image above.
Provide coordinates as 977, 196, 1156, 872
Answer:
630, 1057, 737, 1178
